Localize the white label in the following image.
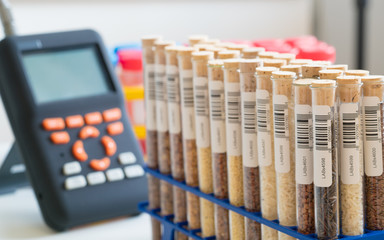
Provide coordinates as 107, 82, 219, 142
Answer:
242, 92, 258, 167
144, 64, 156, 131
155, 64, 168, 132
295, 104, 313, 184
180, 70, 196, 140
167, 65, 181, 134
194, 77, 210, 148
209, 81, 226, 153
256, 89, 272, 166
313, 105, 333, 187
363, 97, 383, 176
226, 82, 242, 156
340, 103, 361, 184
273, 95, 290, 173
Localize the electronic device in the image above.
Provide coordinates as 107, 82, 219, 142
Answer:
0, 29, 148, 231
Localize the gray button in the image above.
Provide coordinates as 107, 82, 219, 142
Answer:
118, 152, 136, 165
106, 168, 125, 182
63, 161, 81, 176
65, 175, 86, 190
124, 165, 145, 178
87, 172, 106, 185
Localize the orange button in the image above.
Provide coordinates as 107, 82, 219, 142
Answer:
89, 157, 111, 171
50, 131, 70, 144
66, 115, 84, 128
101, 136, 117, 156
84, 112, 103, 125
103, 108, 122, 122
79, 126, 100, 140
107, 122, 124, 136
42, 118, 65, 131
72, 140, 88, 161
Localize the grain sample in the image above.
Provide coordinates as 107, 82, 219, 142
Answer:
272, 71, 297, 240
256, 67, 279, 240
165, 46, 188, 240
362, 75, 384, 230
294, 79, 315, 235
242, 47, 265, 59
208, 60, 230, 240
281, 65, 302, 79
326, 64, 349, 72
345, 69, 369, 77
223, 59, 245, 239
240, 59, 263, 240
310, 80, 339, 240
336, 76, 364, 236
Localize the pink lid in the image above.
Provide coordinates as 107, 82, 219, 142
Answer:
118, 49, 143, 70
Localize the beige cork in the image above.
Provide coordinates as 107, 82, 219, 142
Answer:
227, 44, 249, 52
272, 71, 295, 98
336, 76, 362, 103
194, 44, 213, 52
256, 67, 279, 92
165, 46, 183, 66
177, 47, 196, 70
142, 35, 162, 47
326, 64, 349, 72
155, 41, 175, 65
290, 59, 313, 66
275, 53, 296, 64
281, 65, 302, 76
345, 69, 369, 77
240, 60, 259, 92
259, 51, 279, 59
272, 71, 297, 79
293, 79, 315, 105
200, 38, 220, 45
242, 47, 265, 59
192, 51, 214, 77
311, 80, 337, 106
223, 59, 240, 83
361, 75, 384, 100
208, 60, 224, 82
189, 35, 209, 46
319, 70, 343, 80
263, 59, 287, 68
302, 64, 326, 78
312, 60, 332, 66
215, 42, 233, 49
239, 59, 263, 73
206, 46, 226, 59
218, 50, 241, 60
142, 36, 162, 64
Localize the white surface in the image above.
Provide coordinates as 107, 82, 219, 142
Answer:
0, 188, 152, 240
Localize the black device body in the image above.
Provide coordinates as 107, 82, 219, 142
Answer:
0, 30, 147, 231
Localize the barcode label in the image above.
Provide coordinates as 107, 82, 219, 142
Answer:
194, 77, 210, 148
209, 81, 226, 153
226, 82, 242, 156
273, 95, 290, 173
155, 64, 168, 132
256, 89, 272, 166
180, 69, 196, 140
363, 97, 383, 176
242, 92, 258, 167
295, 104, 313, 184
144, 64, 157, 131
313, 105, 332, 187
167, 65, 181, 134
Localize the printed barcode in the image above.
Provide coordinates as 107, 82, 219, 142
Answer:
243, 100, 256, 134
155, 78, 165, 101
167, 76, 179, 103
148, 72, 156, 101
182, 77, 194, 108
227, 91, 241, 123
210, 89, 225, 121
257, 98, 269, 132
296, 113, 311, 149
274, 103, 288, 138
314, 114, 331, 151
342, 112, 358, 148
195, 84, 209, 116
365, 105, 380, 141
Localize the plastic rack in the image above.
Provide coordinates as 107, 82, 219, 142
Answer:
138, 166, 384, 240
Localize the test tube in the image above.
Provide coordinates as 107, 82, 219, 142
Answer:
362, 75, 384, 230
142, 35, 162, 240
311, 80, 339, 240
240, 59, 263, 240
208, 59, 230, 240
272, 71, 297, 240
223, 59, 245, 239
336, 76, 364, 236
242, 47, 265, 59
256, 67, 279, 240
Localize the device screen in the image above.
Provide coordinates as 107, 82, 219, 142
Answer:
22, 46, 112, 104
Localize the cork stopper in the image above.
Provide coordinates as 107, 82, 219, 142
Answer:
311, 80, 336, 106
227, 44, 249, 52
223, 58, 240, 69
189, 35, 208, 46
194, 44, 213, 51
290, 59, 313, 66
215, 42, 233, 49
259, 51, 278, 59
319, 70, 343, 80
311, 80, 336, 88
345, 69, 370, 77
155, 41, 175, 64
200, 38, 220, 45
272, 71, 296, 79
312, 60, 331, 66
302, 64, 326, 78
294, 79, 314, 105
141, 35, 162, 47
239, 59, 263, 73
272, 71, 295, 96
336, 76, 361, 85
242, 47, 265, 59
223, 59, 240, 83
361, 75, 384, 82
361, 76, 384, 100
177, 47, 196, 70
256, 67, 278, 93
192, 51, 214, 61
192, 51, 213, 77
206, 46, 226, 59
293, 78, 315, 86
256, 67, 279, 76
217, 50, 241, 60
326, 64, 348, 72
275, 53, 296, 64
336, 76, 362, 103
208, 60, 224, 81
165, 46, 183, 66
263, 59, 286, 68
281, 65, 301, 75
177, 46, 196, 56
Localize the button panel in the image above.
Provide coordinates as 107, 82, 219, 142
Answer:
124, 165, 145, 178
65, 175, 87, 190
119, 152, 136, 165
63, 161, 82, 176
87, 172, 106, 185
106, 168, 125, 182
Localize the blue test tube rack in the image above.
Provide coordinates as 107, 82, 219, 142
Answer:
138, 166, 384, 240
